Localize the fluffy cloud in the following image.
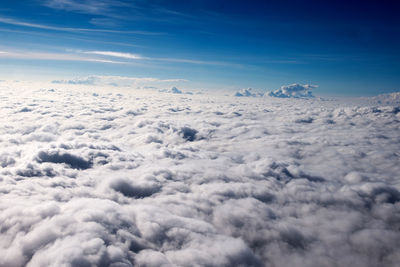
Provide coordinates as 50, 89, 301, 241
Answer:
361, 92, 400, 106
268, 83, 316, 98
170, 86, 182, 94
159, 87, 194, 95
0, 84, 399, 266
52, 76, 99, 85
234, 88, 263, 97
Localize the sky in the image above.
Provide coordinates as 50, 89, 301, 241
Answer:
0, 0, 399, 96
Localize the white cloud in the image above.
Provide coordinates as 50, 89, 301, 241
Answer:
158, 86, 195, 95
0, 45, 233, 67
0, 85, 399, 266
44, 0, 109, 14
170, 86, 182, 94
234, 88, 263, 97
268, 83, 317, 98
0, 16, 162, 35
0, 16, 68, 31
361, 92, 400, 106
83, 50, 235, 66
52, 76, 188, 87
151, 57, 235, 66
43, 0, 129, 16
0, 50, 126, 64
84, 51, 143, 59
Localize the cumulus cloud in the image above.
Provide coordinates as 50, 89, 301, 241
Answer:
361, 92, 400, 106
0, 85, 399, 266
170, 86, 182, 94
268, 83, 317, 98
234, 88, 263, 97
159, 86, 194, 95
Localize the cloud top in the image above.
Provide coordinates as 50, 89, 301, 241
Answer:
0, 85, 399, 266
268, 84, 317, 98
234, 88, 263, 97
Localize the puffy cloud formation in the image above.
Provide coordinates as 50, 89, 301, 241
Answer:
362, 92, 400, 106
268, 83, 316, 98
52, 76, 100, 85
170, 86, 182, 94
0, 84, 399, 267
159, 87, 193, 95
234, 88, 263, 97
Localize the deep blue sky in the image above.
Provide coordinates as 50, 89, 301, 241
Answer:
0, 0, 399, 95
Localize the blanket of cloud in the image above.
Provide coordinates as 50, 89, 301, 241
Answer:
0, 84, 399, 267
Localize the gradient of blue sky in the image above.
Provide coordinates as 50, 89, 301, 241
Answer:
0, 0, 399, 95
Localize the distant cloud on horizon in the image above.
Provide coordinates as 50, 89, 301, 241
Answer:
52, 75, 188, 87
268, 84, 317, 98
234, 88, 263, 97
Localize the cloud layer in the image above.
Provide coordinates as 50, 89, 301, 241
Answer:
0, 84, 399, 266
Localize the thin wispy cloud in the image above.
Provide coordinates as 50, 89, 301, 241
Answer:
151, 57, 239, 66
43, 0, 131, 16
42, 0, 189, 22
0, 17, 163, 35
0, 47, 236, 68
84, 51, 143, 60
0, 28, 145, 49
0, 50, 126, 64
83, 50, 240, 67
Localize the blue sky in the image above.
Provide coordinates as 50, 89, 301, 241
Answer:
0, 0, 399, 95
